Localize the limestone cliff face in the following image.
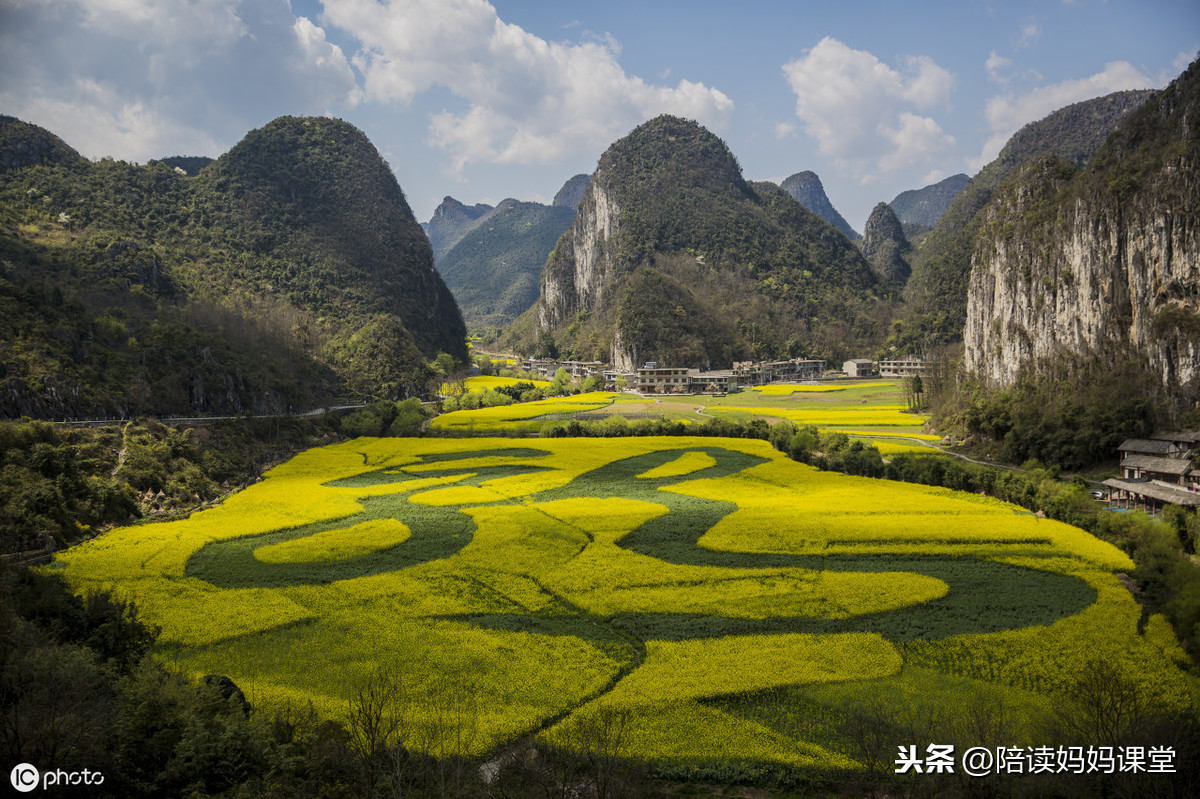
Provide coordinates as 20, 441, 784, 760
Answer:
964, 116, 1200, 393
537, 175, 622, 334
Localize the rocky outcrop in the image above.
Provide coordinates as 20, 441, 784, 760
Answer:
964, 61, 1200, 394
517, 116, 882, 367
889, 173, 968, 230
780, 171, 859, 240
862, 202, 912, 284
424, 196, 494, 262
552, 173, 590, 211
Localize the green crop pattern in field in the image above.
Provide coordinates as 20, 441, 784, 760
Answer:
54, 437, 1196, 771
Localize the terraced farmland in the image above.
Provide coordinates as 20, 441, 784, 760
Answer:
55, 437, 1195, 771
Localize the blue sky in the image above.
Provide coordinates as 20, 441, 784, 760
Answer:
1, 0, 1196, 231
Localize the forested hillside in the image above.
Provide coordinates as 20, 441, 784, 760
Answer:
508, 116, 887, 367
0, 116, 466, 418
436, 200, 575, 331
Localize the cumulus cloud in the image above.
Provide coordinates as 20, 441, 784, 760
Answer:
780, 37, 955, 183
0, 0, 361, 161
969, 60, 1156, 170
320, 0, 733, 175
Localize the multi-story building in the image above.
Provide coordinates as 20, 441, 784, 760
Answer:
732, 358, 825, 386
687, 369, 737, 393
636, 363, 691, 394
879, 358, 930, 378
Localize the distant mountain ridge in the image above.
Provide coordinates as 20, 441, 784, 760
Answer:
425, 174, 586, 330
889, 173, 968, 230
436, 200, 575, 330
862, 202, 911, 285
424, 196, 495, 263
552, 174, 590, 210
780, 170, 860, 240
0, 115, 466, 418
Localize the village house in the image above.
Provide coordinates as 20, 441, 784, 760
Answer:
879, 357, 931, 378
1102, 431, 1200, 514
733, 358, 825, 386
636, 363, 691, 394
687, 369, 738, 393
843, 359, 876, 378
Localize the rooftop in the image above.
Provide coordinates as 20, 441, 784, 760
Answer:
1103, 478, 1200, 507
1121, 454, 1193, 476
1119, 438, 1177, 455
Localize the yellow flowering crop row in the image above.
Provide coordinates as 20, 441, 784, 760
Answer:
254, 518, 411, 563
598, 632, 901, 706
837, 428, 940, 440
548, 700, 860, 770
428, 392, 616, 432
636, 450, 717, 479
709, 404, 924, 427
440, 374, 551, 395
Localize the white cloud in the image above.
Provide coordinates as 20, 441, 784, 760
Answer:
900, 55, 956, 107
1016, 22, 1041, 49
320, 0, 733, 175
985, 51, 1012, 83
774, 122, 797, 139
879, 113, 956, 173
969, 60, 1156, 170
780, 37, 955, 182
0, 0, 362, 161
292, 16, 363, 109
74, 0, 247, 59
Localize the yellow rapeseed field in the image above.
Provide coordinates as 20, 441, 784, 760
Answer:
53, 435, 1195, 769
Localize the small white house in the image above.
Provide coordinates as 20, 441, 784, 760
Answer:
843, 359, 875, 378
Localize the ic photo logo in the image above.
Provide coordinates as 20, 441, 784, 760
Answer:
10, 763, 38, 793
10, 763, 105, 792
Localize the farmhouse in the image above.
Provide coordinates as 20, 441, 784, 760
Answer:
636, 363, 691, 394
843, 359, 876, 378
687, 369, 737, 393
1102, 430, 1200, 514
733, 358, 826, 386
879, 357, 931, 378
